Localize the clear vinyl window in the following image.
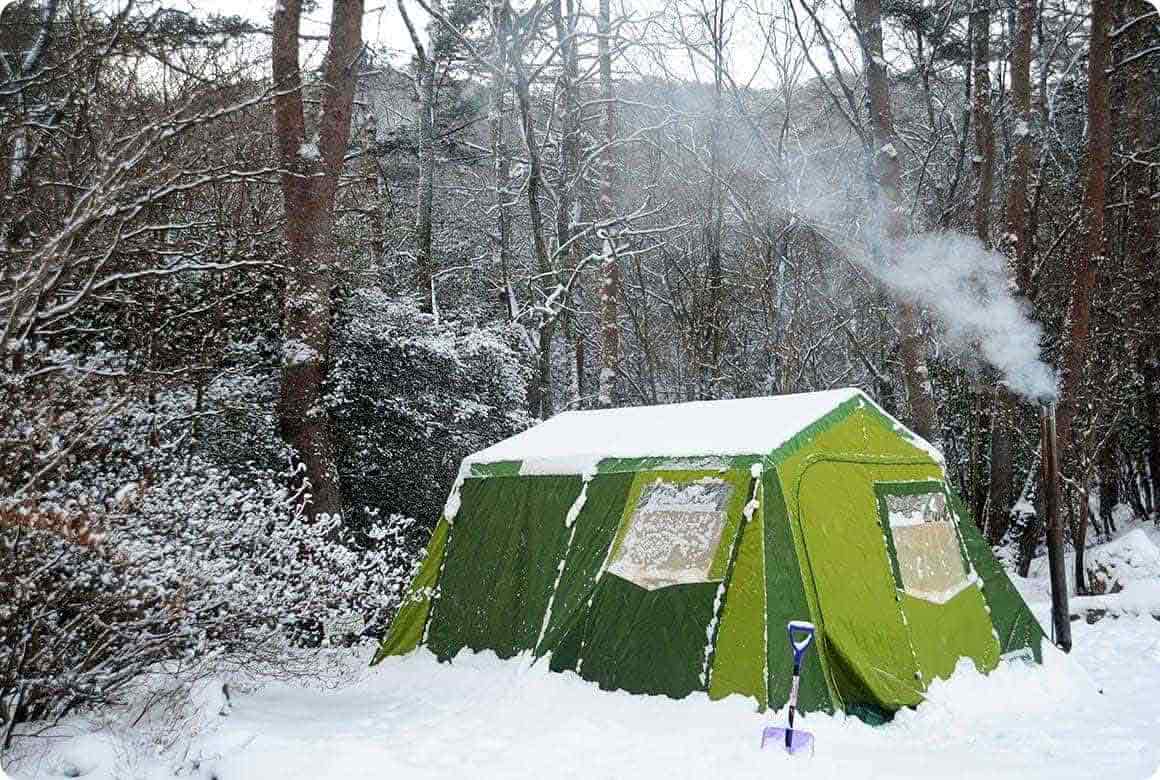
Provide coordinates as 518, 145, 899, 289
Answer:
882, 489, 970, 603
606, 478, 734, 591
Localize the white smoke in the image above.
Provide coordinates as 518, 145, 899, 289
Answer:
860, 231, 1057, 403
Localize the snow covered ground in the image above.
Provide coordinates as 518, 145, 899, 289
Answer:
6, 528, 1160, 780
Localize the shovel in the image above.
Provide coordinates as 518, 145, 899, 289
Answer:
761, 620, 816, 755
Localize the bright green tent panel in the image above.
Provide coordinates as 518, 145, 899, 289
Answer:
873, 480, 1000, 684
709, 482, 767, 704
426, 475, 581, 660
793, 459, 926, 710
762, 468, 832, 714
954, 497, 1045, 661
771, 403, 1010, 715
371, 515, 450, 663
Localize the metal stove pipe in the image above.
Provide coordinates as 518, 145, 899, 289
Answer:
1040, 401, 1072, 652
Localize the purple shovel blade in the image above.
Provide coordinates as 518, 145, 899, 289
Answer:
760, 726, 815, 755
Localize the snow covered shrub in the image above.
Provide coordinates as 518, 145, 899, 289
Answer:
0, 347, 421, 744
329, 290, 532, 535
0, 500, 185, 743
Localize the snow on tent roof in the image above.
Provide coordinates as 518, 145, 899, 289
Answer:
466, 388, 931, 475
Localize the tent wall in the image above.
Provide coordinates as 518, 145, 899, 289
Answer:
534, 473, 635, 654
760, 468, 832, 714
707, 481, 767, 704
372, 515, 450, 662
372, 391, 1045, 724
549, 469, 752, 699
953, 495, 1045, 661
770, 401, 1013, 717
426, 475, 582, 660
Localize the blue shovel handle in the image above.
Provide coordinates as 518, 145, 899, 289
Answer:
787, 621, 815, 667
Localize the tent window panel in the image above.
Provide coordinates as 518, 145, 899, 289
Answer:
607, 479, 734, 591
883, 491, 969, 603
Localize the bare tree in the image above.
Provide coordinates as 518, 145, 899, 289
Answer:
272, 0, 365, 519
596, 0, 622, 407
1123, 0, 1159, 519
398, 0, 438, 311
854, 0, 938, 440
1056, 0, 1113, 593
988, 0, 1037, 543
489, 0, 518, 321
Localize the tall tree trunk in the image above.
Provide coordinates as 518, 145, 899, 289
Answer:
1058, 0, 1112, 594
415, 60, 436, 311
970, 0, 1009, 537
514, 67, 555, 418
552, 0, 582, 408
1006, 0, 1035, 295
596, 0, 621, 408
1098, 438, 1118, 539
700, 0, 726, 401
1056, 0, 1111, 455
398, 0, 436, 311
970, 0, 994, 246
552, 0, 580, 263
1124, 0, 1159, 520
490, 1, 515, 320
1006, 0, 1039, 553
856, 0, 938, 440
272, 0, 363, 519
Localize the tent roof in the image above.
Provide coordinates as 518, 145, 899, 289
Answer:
466, 388, 934, 475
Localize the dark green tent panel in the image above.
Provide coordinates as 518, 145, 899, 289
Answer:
426, 475, 581, 660
374, 389, 1044, 719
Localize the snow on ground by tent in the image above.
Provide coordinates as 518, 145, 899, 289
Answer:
6, 521, 1160, 780
1018, 512, 1160, 620
466, 388, 931, 475
5, 613, 1159, 779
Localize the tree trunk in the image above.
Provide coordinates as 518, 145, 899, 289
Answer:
699, 0, 727, 402
272, 0, 363, 520
1098, 439, 1118, 539
596, 0, 621, 408
1057, 0, 1112, 598
986, 390, 1015, 543
970, 0, 994, 246
969, 3, 998, 533
988, 0, 1037, 544
552, 0, 582, 408
1146, 374, 1160, 521
1073, 482, 1091, 595
1124, 0, 1159, 520
1055, 0, 1111, 459
553, 0, 580, 257
1006, 0, 1035, 295
514, 67, 555, 418
856, 0, 938, 440
490, 1, 515, 320
415, 59, 436, 311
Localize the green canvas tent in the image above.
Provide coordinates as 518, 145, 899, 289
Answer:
373, 388, 1043, 720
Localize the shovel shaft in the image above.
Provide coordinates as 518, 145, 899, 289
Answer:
786, 666, 801, 747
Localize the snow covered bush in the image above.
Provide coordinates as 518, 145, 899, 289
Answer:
0, 347, 421, 745
329, 289, 533, 535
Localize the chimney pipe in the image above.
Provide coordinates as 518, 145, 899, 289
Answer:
1040, 401, 1072, 652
